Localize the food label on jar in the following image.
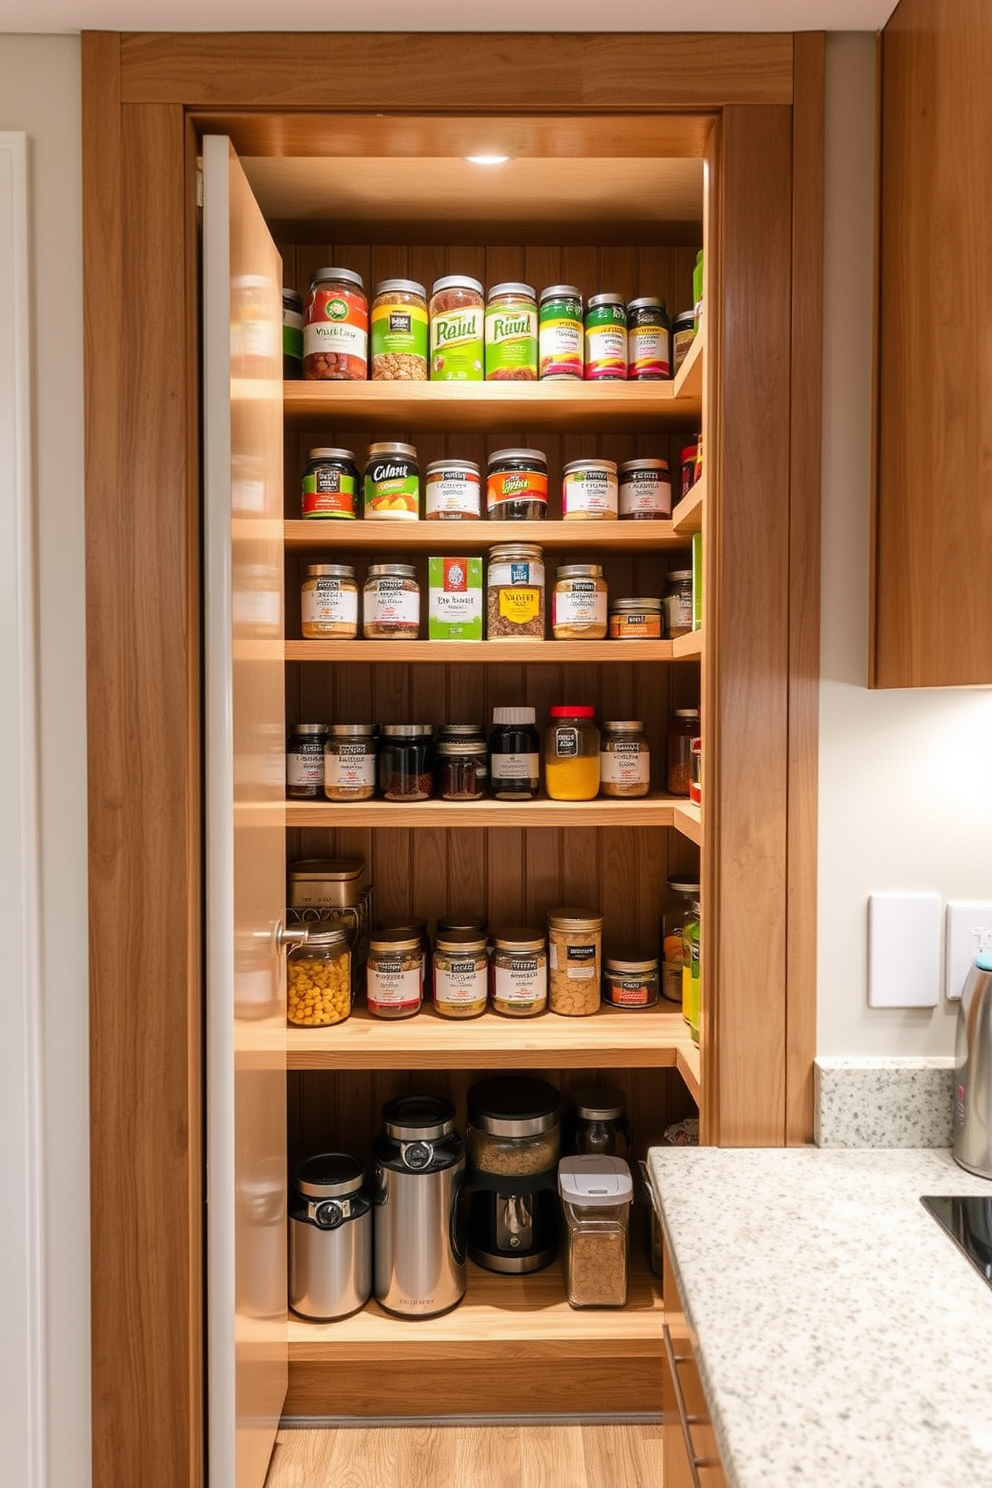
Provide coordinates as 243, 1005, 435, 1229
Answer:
430, 307, 484, 381
364, 461, 419, 520
562, 469, 617, 518
303, 465, 357, 519
324, 748, 376, 792
426, 468, 482, 518
608, 610, 661, 639
367, 963, 421, 1014
539, 311, 583, 379
282, 307, 303, 361
486, 470, 548, 515
485, 304, 538, 380
302, 580, 358, 628
435, 963, 488, 1007
662, 962, 683, 1003
584, 313, 627, 379
607, 978, 651, 1006
549, 940, 597, 978
552, 585, 608, 629
552, 727, 580, 759
371, 302, 428, 368
619, 469, 672, 518
494, 959, 547, 1006
628, 327, 670, 380
663, 590, 693, 634
600, 745, 650, 788
365, 580, 420, 627
287, 747, 324, 788
490, 752, 540, 781
305, 307, 367, 362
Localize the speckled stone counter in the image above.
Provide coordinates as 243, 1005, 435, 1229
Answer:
647, 1147, 992, 1488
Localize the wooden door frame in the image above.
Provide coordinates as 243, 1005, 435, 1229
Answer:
82, 31, 822, 1488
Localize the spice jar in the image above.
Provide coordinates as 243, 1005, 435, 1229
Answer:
680, 442, 699, 500
552, 565, 608, 640
490, 929, 548, 1016
364, 442, 419, 521
558, 1155, 634, 1308
568, 1088, 632, 1161
302, 448, 359, 521
608, 597, 663, 640
545, 707, 600, 802
362, 564, 420, 639
429, 275, 485, 381
662, 569, 693, 638
425, 460, 482, 520
599, 720, 650, 798
287, 924, 352, 1027
666, 708, 699, 796
370, 278, 428, 381
485, 282, 538, 381
672, 309, 696, 373
282, 288, 304, 379
627, 296, 671, 380
561, 459, 618, 521
548, 907, 603, 1016
287, 723, 329, 800
378, 724, 434, 801
486, 449, 548, 522
486, 544, 545, 638
366, 928, 423, 1020
433, 929, 489, 1019
584, 294, 627, 380
539, 284, 583, 380
301, 564, 358, 640
304, 267, 368, 381
324, 724, 377, 802
436, 735, 488, 800
618, 459, 671, 521
489, 706, 540, 800
662, 876, 700, 1005
603, 954, 660, 1010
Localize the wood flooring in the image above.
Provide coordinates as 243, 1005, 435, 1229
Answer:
265, 1422, 663, 1488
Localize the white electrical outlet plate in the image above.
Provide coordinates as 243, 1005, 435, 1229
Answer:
868, 893, 941, 1008
946, 901, 992, 1002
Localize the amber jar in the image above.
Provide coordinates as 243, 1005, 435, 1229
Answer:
666, 709, 700, 796
662, 570, 694, 638
370, 278, 428, 381
323, 724, 377, 802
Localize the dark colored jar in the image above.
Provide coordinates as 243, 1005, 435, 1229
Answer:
302, 447, 359, 520
486, 448, 548, 521
282, 288, 304, 379
437, 738, 488, 800
378, 725, 434, 801
287, 723, 329, 800
489, 706, 540, 800
626, 297, 671, 380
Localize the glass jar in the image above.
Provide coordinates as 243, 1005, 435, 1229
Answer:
425, 460, 482, 520
618, 458, 672, 520
603, 954, 660, 1010
364, 442, 419, 521
662, 876, 700, 1005
547, 907, 603, 1016
489, 706, 540, 800
436, 737, 488, 800
486, 449, 549, 522
682, 898, 701, 1043
584, 293, 627, 380
378, 724, 434, 801
539, 284, 583, 380
626, 296, 671, 380
324, 723, 377, 802
490, 929, 548, 1016
666, 708, 700, 796
599, 720, 650, 798
550, 565, 607, 641
287, 723, 329, 799
282, 288, 304, 379
558, 1155, 634, 1308
690, 736, 702, 805
561, 459, 618, 521
362, 564, 420, 639
301, 448, 359, 521
545, 706, 600, 801
286, 924, 352, 1027
486, 544, 545, 638
466, 1076, 561, 1175
366, 929, 423, 1020
370, 278, 428, 381
304, 267, 368, 381
568, 1087, 632, 1162
301, 564, 358, 640
672, 309, 696, 373
681, 442, 699, 500
433, 929, 489, 1019
485, 282, 538, 381
662, 569, 694, 639
608, 597, 663, 640
429, 275, 485, 381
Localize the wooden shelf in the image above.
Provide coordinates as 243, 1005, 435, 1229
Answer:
286, 638, 675, 663
287, 1253, 663, 1364
671, 629, 703, 660
283, 518, 689, 552
673, 800, 703, 847
285, 791, 683, 828
671, 473, 705, 535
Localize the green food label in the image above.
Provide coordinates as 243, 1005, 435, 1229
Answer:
485, 304, 538, 379
430, 307, 484, 381
371, 303, 428, 361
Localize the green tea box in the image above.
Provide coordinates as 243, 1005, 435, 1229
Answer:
429, 556, 483, 640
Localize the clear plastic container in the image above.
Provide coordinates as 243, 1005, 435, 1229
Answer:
558, 1155, 634, 1308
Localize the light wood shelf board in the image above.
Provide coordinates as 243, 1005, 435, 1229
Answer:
285, 792, 681, 829
676, 1043, 702, 1105
673, 800, 703, 847
284, 1003, 696, 1071
285, 639, 675, 663
671, 629, 703, 661
283, 519, 686, 552
671, 475, 705, 535
671, 327, 704, 402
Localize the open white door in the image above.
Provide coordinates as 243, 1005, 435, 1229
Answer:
203, 134, 288, 1488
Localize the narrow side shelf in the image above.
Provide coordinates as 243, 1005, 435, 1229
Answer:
286, 639, 675, 663
283, 518, 687, 552
285, 791, 684, 828
671, 629, 703, 660
671, 474, 705, 535
673, 800, 703, 848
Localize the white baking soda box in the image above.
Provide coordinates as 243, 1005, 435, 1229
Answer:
429, 557, 483, 640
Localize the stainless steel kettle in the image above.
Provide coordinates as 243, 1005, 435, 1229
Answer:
953, 950, 992, 1178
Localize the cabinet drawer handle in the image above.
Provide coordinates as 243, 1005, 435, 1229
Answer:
663, 1322, 722, 1487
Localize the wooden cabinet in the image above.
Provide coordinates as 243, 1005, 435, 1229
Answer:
662, 1236, 729, 1488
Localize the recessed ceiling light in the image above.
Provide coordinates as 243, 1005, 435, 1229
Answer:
465, 154, 510, 166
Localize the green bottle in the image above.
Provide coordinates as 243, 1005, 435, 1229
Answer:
682, 898, 701, 1045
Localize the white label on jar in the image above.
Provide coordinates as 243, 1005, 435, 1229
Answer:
304, 320, 368, 359
324, 748, 376, 791
287, 749, 323, 787
367, 963, 421, 1012
364, 581, 420, 626
302, 581, 358, 627
490, 752, 540, 780
600, 745, 650, 787
619, 470, 672, 518
552, 587, 607, 627
435, 963, 487, 1007
562, 470, 618, 517
663, 590, 693, 632
426, 470, 481, 517
495, 959, 547, 1005
562, 942, 598, 978
487, 559, 545, 590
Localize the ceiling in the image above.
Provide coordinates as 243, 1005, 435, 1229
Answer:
3, 0, 901, 34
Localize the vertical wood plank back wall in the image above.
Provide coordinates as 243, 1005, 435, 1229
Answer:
81, 32, 822, 1488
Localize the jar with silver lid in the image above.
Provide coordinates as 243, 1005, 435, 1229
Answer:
364, 442, 420, 521
626, 296, 671, 380
552, 564, 608, 640
301, 563, 358, 639
324, 723, 377, 802
287, 723, 329, 799
436, 736, 488, 800
567, 1086, 632, 1161
425, 459, 482, 520
287, 923, 352, 1027
490, 929, 548, 1017
378, 724, 434, 801
363, 564, 420, 639
599, 720, 650, 798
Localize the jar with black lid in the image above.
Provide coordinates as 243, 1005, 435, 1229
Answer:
287, 723, 329, 800
378, 724, 434, 801
584, 293, 627, 380
486, 448, 548, 521
302, 448, 359, 521
489, 706, 540, 800
626, 296, 671, 380
282, 288, 304, 379
437, 736, 488, 801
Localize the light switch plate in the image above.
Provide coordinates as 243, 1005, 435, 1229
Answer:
868, 893, 941, 1008
945, 901, 992, 1002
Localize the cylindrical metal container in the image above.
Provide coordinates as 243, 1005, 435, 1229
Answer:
289, 1153, 372, 1321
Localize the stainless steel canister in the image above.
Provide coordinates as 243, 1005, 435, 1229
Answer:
288, 1153, 372, 1321
373, 1095, 466, 1317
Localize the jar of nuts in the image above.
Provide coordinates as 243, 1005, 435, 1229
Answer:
287, 924, 352, 1027
370, 279, 428, 381
304, 268, 368, 381
547, 908, 603, 1016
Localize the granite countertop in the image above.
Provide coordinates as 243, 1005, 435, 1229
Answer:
647, 1146, 992, 1488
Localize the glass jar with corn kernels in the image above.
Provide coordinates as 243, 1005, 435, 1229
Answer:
286, 925, 352, 1027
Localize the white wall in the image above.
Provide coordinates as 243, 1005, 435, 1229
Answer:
817, 33, 992, 1056
0, 34, 90, 1488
